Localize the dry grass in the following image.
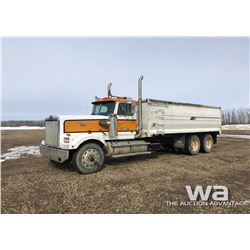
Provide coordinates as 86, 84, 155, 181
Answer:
1, 130, 250, 213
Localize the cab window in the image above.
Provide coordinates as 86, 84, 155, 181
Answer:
117, 102, 133, 116
92, 101, 115, 115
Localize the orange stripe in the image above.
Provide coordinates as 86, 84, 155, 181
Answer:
64, 119, 137, 133
117, 119, 137, 132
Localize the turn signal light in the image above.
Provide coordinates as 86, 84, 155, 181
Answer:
64, 137, 70, 143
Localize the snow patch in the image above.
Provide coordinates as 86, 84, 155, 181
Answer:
222, 124, 250, 130
1, 146, 40, 162
0, 126, 44, 130
219, 134, 250, 140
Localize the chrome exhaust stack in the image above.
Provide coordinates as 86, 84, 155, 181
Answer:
109, 114, 118, 138
135, 75, 144, 138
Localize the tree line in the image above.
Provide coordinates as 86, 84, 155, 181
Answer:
1, 120, 45, 127
222, 108, 250, 125
1, 108, 250, 126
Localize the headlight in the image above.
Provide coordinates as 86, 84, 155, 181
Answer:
64, 137, 70, 143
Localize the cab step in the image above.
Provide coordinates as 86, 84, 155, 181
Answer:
110, 151, 151, 158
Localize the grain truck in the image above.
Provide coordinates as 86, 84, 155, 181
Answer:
40, 76, 222, 174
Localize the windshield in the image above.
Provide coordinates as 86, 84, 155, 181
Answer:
91, 101, 116, 115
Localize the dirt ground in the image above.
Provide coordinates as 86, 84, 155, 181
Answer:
1, 130, 250, 214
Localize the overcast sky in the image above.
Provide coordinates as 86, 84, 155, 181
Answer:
2, 37, 249, 120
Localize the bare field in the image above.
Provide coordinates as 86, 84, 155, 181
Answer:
1, 130, 250, 214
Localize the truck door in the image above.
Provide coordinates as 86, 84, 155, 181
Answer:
116, 102, 137, 138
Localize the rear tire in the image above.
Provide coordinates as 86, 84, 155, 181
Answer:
73, 143, 104, 174
185, 135, 200, 155
200, 134, 213, 153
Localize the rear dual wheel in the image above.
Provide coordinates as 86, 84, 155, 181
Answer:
185, 135, 200, 155
185, 134, 214, 155
200, 134, 214, 153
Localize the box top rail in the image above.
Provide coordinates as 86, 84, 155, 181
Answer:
142, 98, 221, 109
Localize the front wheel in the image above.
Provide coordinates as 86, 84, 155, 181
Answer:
72, 143, 104, 174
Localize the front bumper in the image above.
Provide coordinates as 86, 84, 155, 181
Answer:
39, 145, 69, 163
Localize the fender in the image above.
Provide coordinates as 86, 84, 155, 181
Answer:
69, 132, 107, 149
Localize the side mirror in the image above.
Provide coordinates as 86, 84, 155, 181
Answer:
131, 102, 137, 114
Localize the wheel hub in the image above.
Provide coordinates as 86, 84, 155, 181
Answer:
82, 149, 100, 168
191, 139, 199, 151
206, 138, 212, 149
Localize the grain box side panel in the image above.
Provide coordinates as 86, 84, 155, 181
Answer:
144, 100, 221, 136
164, 103, 221, 134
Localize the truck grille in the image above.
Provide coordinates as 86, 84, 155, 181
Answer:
45, 120, 59, 147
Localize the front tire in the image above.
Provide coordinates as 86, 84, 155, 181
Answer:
185, 135, 200, 155
73, 143, 104, 174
